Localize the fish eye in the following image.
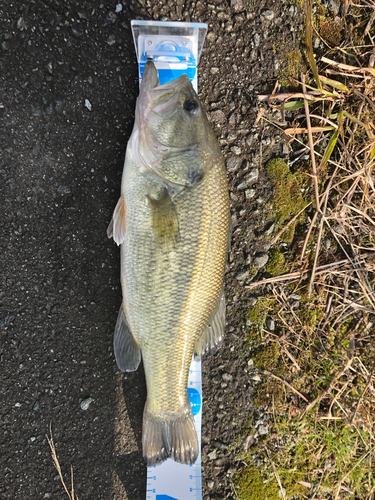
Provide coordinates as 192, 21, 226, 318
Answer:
183, 99, 198, 114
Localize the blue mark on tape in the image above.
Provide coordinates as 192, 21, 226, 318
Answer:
156, 496, 179, 500
188, 388, 201, 416
139, 65, 196, 86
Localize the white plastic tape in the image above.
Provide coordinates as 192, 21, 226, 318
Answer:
146, 358, 202, 500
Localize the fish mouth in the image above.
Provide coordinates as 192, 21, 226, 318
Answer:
135, 62, 196, 188
140, 62, 191, 117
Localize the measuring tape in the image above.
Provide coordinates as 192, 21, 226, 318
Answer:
146, 358, 202, 500
131, 20, 207, 500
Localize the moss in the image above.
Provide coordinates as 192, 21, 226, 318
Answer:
296, 301, 324, 330
317, 16, 343, 47
246, 300, 268, 328
278, 48, 307, 89
266, 248, 285, 276
249, 265, 258, 281
265, 158, 309, 243
233, 463, 279, 500
252, 343, 280, 371
246, 299, 271, 347
253, 378, 283, 407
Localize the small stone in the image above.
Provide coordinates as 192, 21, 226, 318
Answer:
248, 84, 254, 91
231, 0, 244, 12
245, 189, 256, 199
257, 424, 269, 435
279, 487, 287, 498
44, 495, 52, 499
80, 397, 94, 410
57, 185, 71, 194
266, 318, 275, 331
85, 99, 92, 111
1, 42, 8, 51
324, 239, 331, 249
207, 480, 215, 489
211, 67, 219, 74
222, 373, 233, 382
102, 11, 117, 26
206, 32, 216, 42
212, 440, 229, 450
226, 157, 239, 173
210, 110, 226, 124
236, 271, 249, 281
247, 359, 254, 366
290, 293, 301, 301
107, 34, 116, 46
289, 5, 297, 16
115, 3, 123, 13
214, 457, 227, 466
207, 449, 217, 460
15, 403, 21, 408
251, 374, 261, 381
231, 146, 241, 155
324, 0, 339, 14
254, 34, 260, 46
33, 401, 40, 411
264, 223, 274, 236
254, 253, 269, 269
313, 36, 320, 49
244, 169, 259, 184
17, 17, 27, 30
32, 107, 42, 117
242, 435, 255, 451
248, 297, 258, 306
334, 224, 344, 235
28, 436, 37, 444
262, 137, 271, 146
261, 9, 274, 21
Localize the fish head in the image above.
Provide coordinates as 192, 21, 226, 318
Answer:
136, 62, 215, 188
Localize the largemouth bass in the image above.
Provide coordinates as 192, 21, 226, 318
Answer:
108, 61, 230, 466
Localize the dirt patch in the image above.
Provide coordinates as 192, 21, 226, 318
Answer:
0, 0, 305, 499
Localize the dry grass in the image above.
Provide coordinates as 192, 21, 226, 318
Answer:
243, 0, 375, 497
46, 424, 79, 500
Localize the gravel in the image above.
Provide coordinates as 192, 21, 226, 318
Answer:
254, 253, 269, 269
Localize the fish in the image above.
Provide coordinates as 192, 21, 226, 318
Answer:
107, 61, 230, 466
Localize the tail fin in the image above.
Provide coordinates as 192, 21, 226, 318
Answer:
143, 401, 199, 466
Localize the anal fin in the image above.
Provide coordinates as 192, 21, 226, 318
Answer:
114, 305, 141, 372
107, 196, 126, 246
194, 291, 226, 360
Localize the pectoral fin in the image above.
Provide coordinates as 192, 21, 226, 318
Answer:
194, 291, 226, 360
148, 187, 180, 250
107, 196, 126, 246
114, 305, 141, 372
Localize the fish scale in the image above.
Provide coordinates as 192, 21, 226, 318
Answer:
122, 156, 228, 417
